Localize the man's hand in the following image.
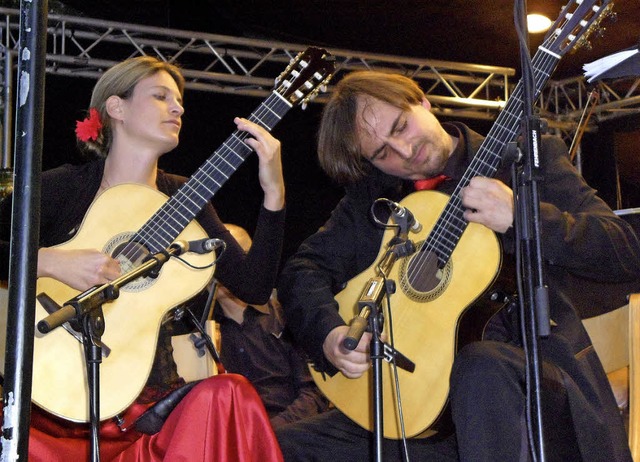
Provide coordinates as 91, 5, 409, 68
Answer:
461, 177, 514, 233
323, 325, 372, 379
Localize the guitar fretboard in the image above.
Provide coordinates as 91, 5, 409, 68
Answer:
422, 45, 560, 268
132, 91, 291, 254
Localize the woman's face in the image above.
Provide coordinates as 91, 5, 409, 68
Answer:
116, 70, 184, 154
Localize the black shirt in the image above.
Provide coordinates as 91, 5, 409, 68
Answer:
215, 295, 329, 427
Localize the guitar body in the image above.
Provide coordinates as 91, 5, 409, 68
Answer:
0, 184, 215, 422
309, 191, 502, 439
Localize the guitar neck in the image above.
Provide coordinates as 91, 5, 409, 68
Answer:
426, 42, 561, 267
132, 91, 292, 253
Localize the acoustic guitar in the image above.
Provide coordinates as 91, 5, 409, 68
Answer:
309, 0, 614, 439
0, 46, 335, 423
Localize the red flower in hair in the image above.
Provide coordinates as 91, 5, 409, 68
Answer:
75, 108, 103, 142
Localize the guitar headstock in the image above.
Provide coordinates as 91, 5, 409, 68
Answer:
543, 0, 615, 57
275, 47, 336, 109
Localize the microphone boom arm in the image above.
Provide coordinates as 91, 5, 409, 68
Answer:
37, 245, 179, 334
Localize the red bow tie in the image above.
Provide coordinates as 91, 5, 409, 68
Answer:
414, 174, 448, 190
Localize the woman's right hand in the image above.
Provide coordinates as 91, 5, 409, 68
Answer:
37, 247, 121, 291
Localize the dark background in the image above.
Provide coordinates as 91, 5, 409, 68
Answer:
6, 0, 640, 266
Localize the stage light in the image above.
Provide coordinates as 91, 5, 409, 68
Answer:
527, 13, 552, 33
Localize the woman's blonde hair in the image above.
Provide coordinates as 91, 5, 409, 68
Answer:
79, 56, 185, 158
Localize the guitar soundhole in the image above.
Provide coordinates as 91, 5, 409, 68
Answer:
103, 232, 158, 293
399, 245, 452, 303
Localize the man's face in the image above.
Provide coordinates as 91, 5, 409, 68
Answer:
355, 95, 454, 180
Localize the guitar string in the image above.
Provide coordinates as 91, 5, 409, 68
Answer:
113, 89, 289, 267
135, 57, 333, 254
415, 0, 606, 274
139, 57, 333, 254
111, 50, 333, 273
137, 92, 287, 251
404, 31, 562, 284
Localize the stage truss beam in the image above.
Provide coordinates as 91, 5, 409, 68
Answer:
0, 7, 638, 138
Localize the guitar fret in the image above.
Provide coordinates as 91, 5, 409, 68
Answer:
195, 170, 224, 190
212, 152, 237, 170
181, 183, 209, 203
474, 156, 497, 175
436, 231, 460, 249
203, 156, 233, 175
533, 66, 552, 79
225, 135, 251, 153
262, 104, 283, 120
250, 117, 270, 130
437, 240, 455, 256
150, 228, 174, 248
170, 189, 206, 213
201, 158, 231, 182
175, 188, 203, 209
159, 207, 189, 231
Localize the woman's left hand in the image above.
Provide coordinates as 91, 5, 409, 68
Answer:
234, 117, 285, 211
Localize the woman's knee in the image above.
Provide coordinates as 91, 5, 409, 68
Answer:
187, 373, 257, 406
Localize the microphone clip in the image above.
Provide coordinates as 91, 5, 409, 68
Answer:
390, 202, 422, 235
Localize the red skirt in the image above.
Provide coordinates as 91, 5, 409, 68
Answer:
24, 374, 284, 461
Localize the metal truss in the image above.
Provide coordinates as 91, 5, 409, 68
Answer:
0, 7, 512, 120
0, 7, 637, 133
540, 74, 640, 130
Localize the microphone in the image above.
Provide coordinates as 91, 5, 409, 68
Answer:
390, 201, 422, 233
171, 238, 226, 255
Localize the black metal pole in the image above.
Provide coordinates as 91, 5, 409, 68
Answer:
1, 1, 48, 460
513, 1, 549, 460
370, 310, 384, 462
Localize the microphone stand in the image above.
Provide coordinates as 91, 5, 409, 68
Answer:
513, 1, 550, 460
343, 223, 416, 462
37, 245, 181, 462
